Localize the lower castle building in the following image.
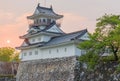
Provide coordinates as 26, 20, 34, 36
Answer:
16, 4, 89, 81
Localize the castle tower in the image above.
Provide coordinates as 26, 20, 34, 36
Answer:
16, 4, 89, 81
27, 3, 63, 29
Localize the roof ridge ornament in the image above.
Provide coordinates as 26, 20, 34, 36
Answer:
50, 5, 53, 10
37, 3, 40, 7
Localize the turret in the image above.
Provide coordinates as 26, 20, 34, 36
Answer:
27, 3, 63, 28
17, 4, 65, 49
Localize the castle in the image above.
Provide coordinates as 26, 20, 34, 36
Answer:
16, 4, 89, 81
17, 4, 89, 61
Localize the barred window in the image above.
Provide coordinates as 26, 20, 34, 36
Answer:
35, 51, 38, 55
24, 52, 27, 56
49, 50, 51, 54
65, 48, 67, 52
29, 52, 32, 55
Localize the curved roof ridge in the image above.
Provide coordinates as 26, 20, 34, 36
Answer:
44, 28, 88, 46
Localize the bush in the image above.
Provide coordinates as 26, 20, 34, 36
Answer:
100, 54, 115, 62
79, 52, 99, 70
116, 64, 120, 73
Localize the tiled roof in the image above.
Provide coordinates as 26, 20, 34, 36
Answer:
18, 29, 87, 49
36, 5, 61, 17
27, 4, 63, 19
16, 42, 45, 49
20, 22, 64, 38
44, 29, 87, 46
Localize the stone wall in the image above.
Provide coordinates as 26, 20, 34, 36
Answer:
16, 56, 120, 81
16, 56, 79, 81
0, 78, 16, 81
0, 62, 19, 75
0, 62, 18, 81
78, 62, 120, 81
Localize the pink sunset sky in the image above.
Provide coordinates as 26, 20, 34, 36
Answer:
0, 0, 120, 48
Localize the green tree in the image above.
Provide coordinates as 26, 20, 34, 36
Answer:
11, 51, 20, 62
96, 14, 120, 61
0, 47, 20, 62
78, 33, 102, 69
79, 14, 120, 63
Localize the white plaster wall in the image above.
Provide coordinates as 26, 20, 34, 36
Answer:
41, 35, 51, 42
29, 36, 41, 44
41, 44, 75, 58
75, 46, 82, 56
20, 43, 82, 61
28, 35, 51, 44
21, 48, 41, 61
47, 25, 63, 33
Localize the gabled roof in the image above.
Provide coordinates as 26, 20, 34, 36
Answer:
41, 21, 64, 33
27, 4, 63, 19
20, 22, 65, 39
17, 29, 88, 49
43, 29, 88, 46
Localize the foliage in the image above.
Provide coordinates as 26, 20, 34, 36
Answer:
10, 51, 20, 62
96, 14, 120, 61
116, 64, 120, 73
0, 47, 14, 62
79, 52, 99, 70
0, 47, 20, 62
100, 54, 115, 62
78, 14, 120, 70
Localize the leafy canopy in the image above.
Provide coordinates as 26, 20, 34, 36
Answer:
0, 47, 20, 62
79, 14, 120, 69
96, 14, 120, 61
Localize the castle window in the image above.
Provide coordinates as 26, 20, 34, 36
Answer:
39, 19, 41, 23
34, 20, 36, 24
38, 37, 41, 41
43, 19, 46, 23
29, 52, 32, 55
36, 19, 39, 24
24, 52, 27, 56
32, 39, 35, 42
65, 48, 67, 52
35, 51, 38, 55
49, 50, 51, 54
57, 49, 59, 53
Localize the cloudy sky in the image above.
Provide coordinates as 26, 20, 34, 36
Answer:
0, 0, 120, 48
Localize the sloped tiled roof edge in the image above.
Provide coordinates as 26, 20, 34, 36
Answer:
17, 29, 88, 49
43, 29, 88, 46
20, 22, 65, 39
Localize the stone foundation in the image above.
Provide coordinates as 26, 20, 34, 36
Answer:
78, 62, 120, 81
16, 57, 120, 81
0, 78, 16, 81
16, 56, 79, 81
